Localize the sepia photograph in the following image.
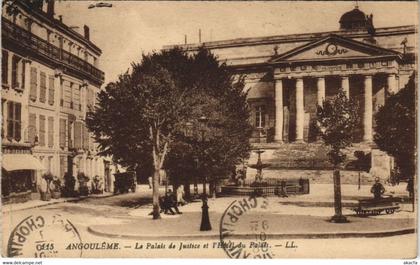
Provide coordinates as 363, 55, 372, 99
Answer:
1, 0, 418, 260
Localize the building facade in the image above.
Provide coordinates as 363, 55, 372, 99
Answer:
2, 0, 113, 201
165, 7, 417, 178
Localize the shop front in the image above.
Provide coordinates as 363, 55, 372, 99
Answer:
2, 142, 44, 204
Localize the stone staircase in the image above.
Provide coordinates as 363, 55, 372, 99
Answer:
249, 142, 373, 170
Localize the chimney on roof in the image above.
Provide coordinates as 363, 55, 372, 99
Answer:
47, 0, 55, 18
58, 15, 62, 22
84, 25, 90, 40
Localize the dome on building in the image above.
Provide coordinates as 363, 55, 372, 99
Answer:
339, 7, 368, 31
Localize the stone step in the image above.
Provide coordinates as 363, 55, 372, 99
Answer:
247, 142, 372, 170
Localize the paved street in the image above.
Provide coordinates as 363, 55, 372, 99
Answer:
2, 184, 416, 258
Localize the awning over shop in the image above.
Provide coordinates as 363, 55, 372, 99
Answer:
2, 154, 45, 171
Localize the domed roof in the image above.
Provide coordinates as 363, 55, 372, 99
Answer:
339, 7, 368, 31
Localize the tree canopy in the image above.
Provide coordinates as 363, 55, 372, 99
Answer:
374, 72, 416, 181
86, 47, 252, 218
316, 89, 360, 166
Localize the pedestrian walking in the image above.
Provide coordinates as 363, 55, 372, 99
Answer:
148, 176, 152, 189
177, 185, 186, 206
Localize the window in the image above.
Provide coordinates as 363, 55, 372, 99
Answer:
255, 105, 266, 128
68, 121, 73, 149
2, 50, 8, 84
74, 121, 82, 149
60, 79, 64, 106
1, 100, 5, 138
48, 156, 53, 173
48, 75, 55, 105
11, 55, 23, 90
87, 87, 95, 110
40, 72, 46, 103
59, 118, 67, 148
39, 115, 46, 146
7, 102, 21, 141
73, 83, 81, 111
48, 117, 54, 148
83, 125, 89, 150
28, 113, 37, 144
60, 156, 67, 178
30, 67, 37, 101
63, 81, 72, 109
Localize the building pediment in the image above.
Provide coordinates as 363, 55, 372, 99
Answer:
270, 34, 401, 63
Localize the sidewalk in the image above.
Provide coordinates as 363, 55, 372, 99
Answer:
1, 192, 114, 214
88, 201, 416, 240
87, 190, 416, 240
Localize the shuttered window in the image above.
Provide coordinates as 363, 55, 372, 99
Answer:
82, 125, 89, 150
28, 113, 37, 144
30, 67, 37, 101
39, 115, 46, 146
59, 118, 67, 148
60, 156, 66, 178
73, 84, 81, 111
48, 117, 54, 148
87, 87, 94, 110
48, 75, 55, 105
7, 102, 21, 141
74, 121, 82, 149
11, 55, 19, 88
2, 50, 8, 84
40, 72, 46, 103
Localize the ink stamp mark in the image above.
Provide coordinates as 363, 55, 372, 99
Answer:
7, 214, 82, 258
219, 196, 275, 259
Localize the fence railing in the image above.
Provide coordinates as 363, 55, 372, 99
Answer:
2, 19, 104, 84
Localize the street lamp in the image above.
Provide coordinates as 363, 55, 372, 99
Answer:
197, 115, 212, 231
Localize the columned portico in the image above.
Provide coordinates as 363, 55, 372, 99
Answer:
363, 75, 373, 142
274, 79, 283, 142
317, 77, 325, 106
387, 73, 397, 94
341, 75, 350, 98
295, 78, 304, 142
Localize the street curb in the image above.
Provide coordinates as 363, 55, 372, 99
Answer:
87, 226, 416, 240
1, 194, 116, 214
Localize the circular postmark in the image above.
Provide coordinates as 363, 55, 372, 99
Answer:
7, 213, 82, 258
219, 196, 275, 259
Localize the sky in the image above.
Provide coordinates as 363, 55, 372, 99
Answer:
54, 1, 418, 84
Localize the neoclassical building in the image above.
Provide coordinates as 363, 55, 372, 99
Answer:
2, 0, 115, 202
165, 7, 416, 176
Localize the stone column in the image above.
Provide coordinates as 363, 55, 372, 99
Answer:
387, 73, 397, 94
341, 75, 350, 98
317, 77, 325, 106
295, 78, 304, 142
363, 75, 373, 142
274, 78, 283, 143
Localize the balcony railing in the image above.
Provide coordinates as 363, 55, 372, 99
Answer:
2, 19, 104, 85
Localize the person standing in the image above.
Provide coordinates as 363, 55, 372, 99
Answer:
177, 185, 186, 206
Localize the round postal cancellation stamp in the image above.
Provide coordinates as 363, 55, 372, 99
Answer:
7, 213, 82, 258
219, 196, 275, 259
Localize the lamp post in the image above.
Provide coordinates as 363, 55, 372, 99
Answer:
183, 117, 212, 231
197, 115, 212, 231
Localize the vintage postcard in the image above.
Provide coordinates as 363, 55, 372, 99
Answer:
1, 0, 418, 259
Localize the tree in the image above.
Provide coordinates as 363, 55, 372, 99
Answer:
87, 48, 252, 219
87, 49, 194, 219
316, 89, 359, 223
374, 72, 416, 184
164, 49, 252, 198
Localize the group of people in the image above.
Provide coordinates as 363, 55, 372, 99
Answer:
159, 186, 187, 215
